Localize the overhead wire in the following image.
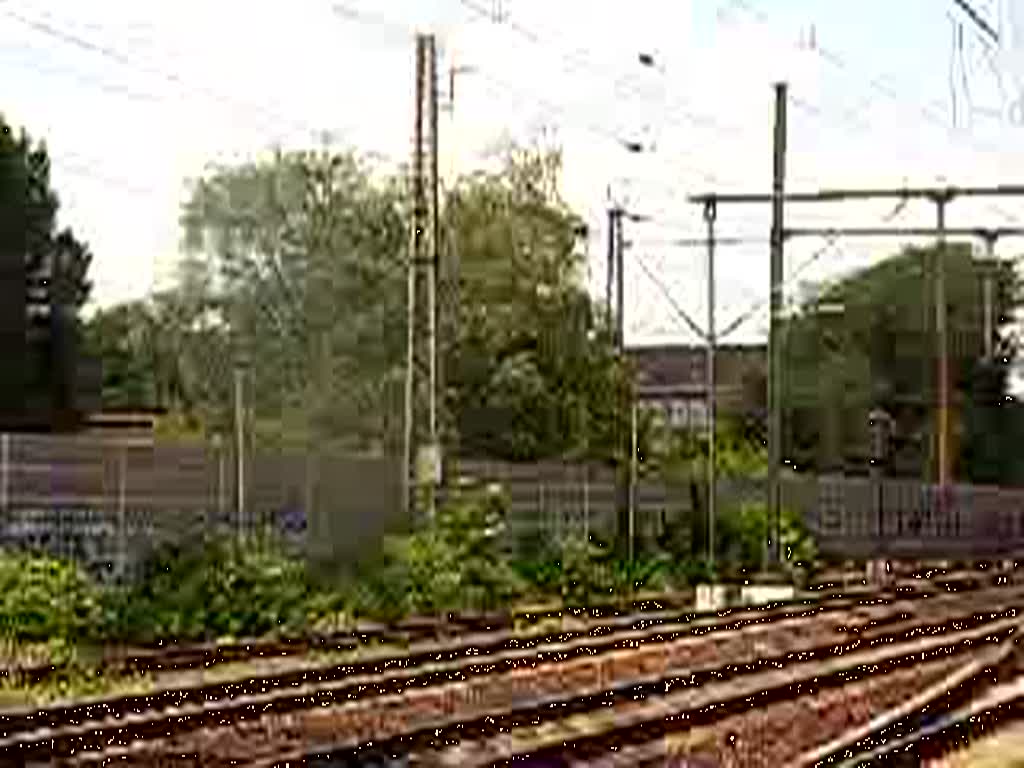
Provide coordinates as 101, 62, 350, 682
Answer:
326, 1, 771, 241
631, 252, 708, 341
729, 0, 1024, 225
452, 0, 829, 222
1, 4, 345, 145
716, 195, 913, 340
456, 0, 751, 139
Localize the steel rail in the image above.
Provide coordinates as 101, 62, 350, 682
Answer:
9, 582, 1020, 764
0, 567, 991, 738
803, 611, 1024, 765
310, 606, 1024, 767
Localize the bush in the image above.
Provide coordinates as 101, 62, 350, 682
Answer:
716, 501, 816, 577
104, 530, 323, 642
0, 552, 102, 647
353, 486, 525, 619
513, 534, 675, 609
609, 552, 673, 601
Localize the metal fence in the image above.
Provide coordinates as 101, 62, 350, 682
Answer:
2, 433, 1024, 580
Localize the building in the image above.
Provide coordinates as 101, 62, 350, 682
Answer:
627, 344, 767, 431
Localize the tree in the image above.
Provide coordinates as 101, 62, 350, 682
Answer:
782, 242, 1022, 482
179, 147, 408, 452
82, 301, 161, 410
88, 142, 624, 464
0, 113, 93, 423
444, 145, 627, 462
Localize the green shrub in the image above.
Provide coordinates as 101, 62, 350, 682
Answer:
674, 557, 718, 586
609, 553, 673, 601
716, 501, 816, 577
0, 552, 102, 647
353, 486, 525, 619
104, 530, 322, 642
515, 531, 684, 608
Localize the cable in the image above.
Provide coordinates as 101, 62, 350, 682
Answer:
631, 252, 707, 341
457, 0, 830, 197
457, 0, 750, 139
952, 0, 1000, 42
2, 5, 336, 144
328, 1, 756, 199
732, 0, 1023, 227
717, 196, 912, 340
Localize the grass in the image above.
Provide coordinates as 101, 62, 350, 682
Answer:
0, 634, 410, 711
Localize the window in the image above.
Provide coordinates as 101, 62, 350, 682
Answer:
689, 400, 708, 429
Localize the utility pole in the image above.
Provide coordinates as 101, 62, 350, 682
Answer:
440, 56, 469, 476
616, 208, 625, 351
768, 82, 788, 565
428, 33, 440, 487
607, 204, 631, 555
981, 232, 997, 360
233, 362, 247, 536
933, 192, 951, 509
704, 198, 717, 567
403, 34, 441, 519
606, 207, 620, 331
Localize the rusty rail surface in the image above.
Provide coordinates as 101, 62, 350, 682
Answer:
9, 576, 1020, 766
1, 561, 992, 689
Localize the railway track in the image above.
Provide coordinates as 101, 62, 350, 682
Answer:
1, 594, 698, 686
802, 595, 1024, 766
4, 572, 1017, 766
320, 593, 1024, 767
0, 561, 991, 689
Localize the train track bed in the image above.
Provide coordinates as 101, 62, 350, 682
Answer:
0, 565, 1004, 720
29, 578, 1022, 766
392, 607, 1024, 767
0, 562, 998, 700
804, 616, 1024, 766
0, 591, 700, 691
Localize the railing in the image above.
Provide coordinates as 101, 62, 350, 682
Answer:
1, 433, 1023, 579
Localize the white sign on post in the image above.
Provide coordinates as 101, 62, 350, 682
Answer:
416, 443, 443, 486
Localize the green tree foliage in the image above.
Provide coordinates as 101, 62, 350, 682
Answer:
783, 243, 1022, 481
85, 142, 623, 462
179, 147, 408, 453
1, 114, 93, 419
445, 146, 627, 461
645, 414, 769, 480
350, 486, 524, 618
81, 301, 162, 410
0, 114, 92, 309
961, 333, 1024, 485
716, 501, 816, 578
0, 553, 101, 645
102, 532, 319, 642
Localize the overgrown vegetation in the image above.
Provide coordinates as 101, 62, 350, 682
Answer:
349, 486, 524, 619
0, 485, 816, 684
101, 531, 336, 643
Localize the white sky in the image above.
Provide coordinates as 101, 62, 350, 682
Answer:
5, 0, 1024, 353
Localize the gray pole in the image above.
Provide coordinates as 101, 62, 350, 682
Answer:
233, 364, 246, 535
629, 399, 637, 563
768, 82, 788, 565
614, 207, 629, 554
606, 208, 617, 326
982, 233, 996, 360
704, 199, 717, 567
426, 34, 440, 517
934, 194, 951, 507
615, 210, 625, 351
402, 36, 426, 518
